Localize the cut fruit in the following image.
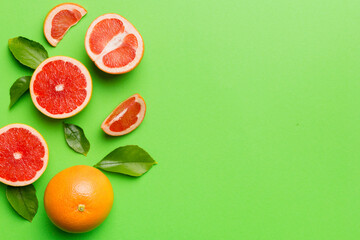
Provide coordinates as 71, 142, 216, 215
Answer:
0, 124, 49, 186
85, 13, 144, 74
30, 56, 92, 119
44, 3, 87, 47
101, 94, 146, 136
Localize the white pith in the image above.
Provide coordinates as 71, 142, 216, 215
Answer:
0, 124, 49, 186
85, 13, 144, 74
55, 84, 64, 92
93, 31, 129, 62
101, 94, 146, 136
44, 3, 87, 47
13, 152, 22, 160
108, 108, 128, 125
30, 56, 93, 119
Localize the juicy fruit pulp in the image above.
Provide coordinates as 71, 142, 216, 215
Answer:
30, 56, 92, 119
51, 9, 81, 39
89, 19, 137, 68
105, 96, 141, 132
44, 165, 114, 233
44, 3, 87, 46
33, 60, 86, 114
102, 94, 146, 136
0, 124, 48, 186
85, 13, 144, 74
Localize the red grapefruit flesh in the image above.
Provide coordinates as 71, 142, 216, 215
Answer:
44, 3, 87, 47
30, 56, 92, 119
0, 124, 49, 186
101, 94, 146, 136
85, 13, 144, 74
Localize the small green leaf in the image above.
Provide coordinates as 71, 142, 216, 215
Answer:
6, 184, 38, 222
63, 122, 90, 156
8, 37, 48, 69
94, 145, 157, 177
9, 76, 31, 109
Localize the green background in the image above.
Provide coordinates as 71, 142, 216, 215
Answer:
0, 0, 358, 239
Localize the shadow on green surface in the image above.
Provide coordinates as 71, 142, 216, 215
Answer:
100, 129, 135, 141
32, 106, 60, 127
84, 57, 138, 84
45, 216, 103, 238
8, 92, 31, 111
7, 48, 35, 74
99, 169, 143, 182
0, 183, 23, 220
100, 124, 146, 145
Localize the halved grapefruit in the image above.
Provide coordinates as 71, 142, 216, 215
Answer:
30, 56, 92, 119
85, 13, 144, 74
0, 124, 49, 186
101, 94, 146, 136
44, 3, 87, 47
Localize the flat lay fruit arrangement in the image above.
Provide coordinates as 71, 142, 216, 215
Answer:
1, 3, 156, 233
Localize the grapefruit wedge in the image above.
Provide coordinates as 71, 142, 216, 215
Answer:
85, 13, 144, 74
44, 3, 87, 47
101, 94, 146, 136
30, 56, 92, 119
0, 124, 49, 186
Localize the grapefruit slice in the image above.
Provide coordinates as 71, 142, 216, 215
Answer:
101, 94, 146, 136
30, 56, 92, 119
0, 124, 49, 186
85, 13, 144, 74
44, 3, 87, 47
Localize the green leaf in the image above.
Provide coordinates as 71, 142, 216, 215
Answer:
6, 184, 38, 222
94, 145, 157, 177
63, 122, 90, 156
9, 76, 31, 109
8, 37, 48, 69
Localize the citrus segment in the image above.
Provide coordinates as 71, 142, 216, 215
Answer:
30, 56, 92, 119
44, 165, 113, 233
85, 13, 144, 74
102, 41, 136, 68
51, 10, 82, 39
0, 124, 48, 186
44, 3, 87, 47
89, 18, 124, 55
102, 94, 146, 136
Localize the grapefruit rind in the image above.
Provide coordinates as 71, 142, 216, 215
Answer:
30, 56, 93, 119
44, 165, 114, 233
85, 13, 144, 74
44, 3, 87, 47
101, 94, 146, 136
0, 123, 49, 186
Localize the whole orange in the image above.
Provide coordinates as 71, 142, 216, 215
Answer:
44, 165, 114, 233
